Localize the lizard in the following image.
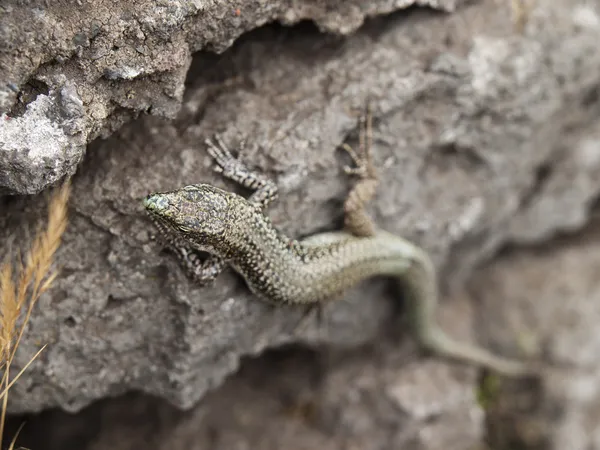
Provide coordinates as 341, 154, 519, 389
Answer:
143, 108, 534, 377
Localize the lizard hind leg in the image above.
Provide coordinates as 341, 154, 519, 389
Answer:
340, 104, 380, 237
338, 109, 535, 376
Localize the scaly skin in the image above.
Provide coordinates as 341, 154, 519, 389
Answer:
144, 113, 535, 377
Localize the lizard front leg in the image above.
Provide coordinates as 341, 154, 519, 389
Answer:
205, 135, 278, 209
148, 210, 226, 285
205, 135, 321, 326
150, 135, 280, 285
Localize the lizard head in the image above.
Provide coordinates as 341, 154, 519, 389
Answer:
143, 184, 238, 251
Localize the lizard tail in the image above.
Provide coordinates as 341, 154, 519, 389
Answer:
401, 253, 535, 377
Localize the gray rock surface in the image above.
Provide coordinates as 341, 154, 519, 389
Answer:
9, 346, 484, 450
11, 217, 600, 450
2, 0, 600, 448
472, 220, 600, 450
0, 82, 86, 194
0, 0, 459, 195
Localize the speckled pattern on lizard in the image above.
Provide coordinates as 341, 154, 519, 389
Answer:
143, 107, 534, 377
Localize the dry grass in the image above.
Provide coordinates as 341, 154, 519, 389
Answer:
511, 0, 536, 33
0, 181, 71, 449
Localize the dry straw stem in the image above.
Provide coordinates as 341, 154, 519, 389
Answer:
0, 180, 71, 447
511, 0, 536, 33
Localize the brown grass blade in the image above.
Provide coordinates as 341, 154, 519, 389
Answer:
8, 420, 26, 450
0, 179, 71, 448
0, 345, 47, 401
10, 181, 70, 361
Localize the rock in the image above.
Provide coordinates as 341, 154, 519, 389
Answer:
0, 0, 458, 195
2, 0, 600, 448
